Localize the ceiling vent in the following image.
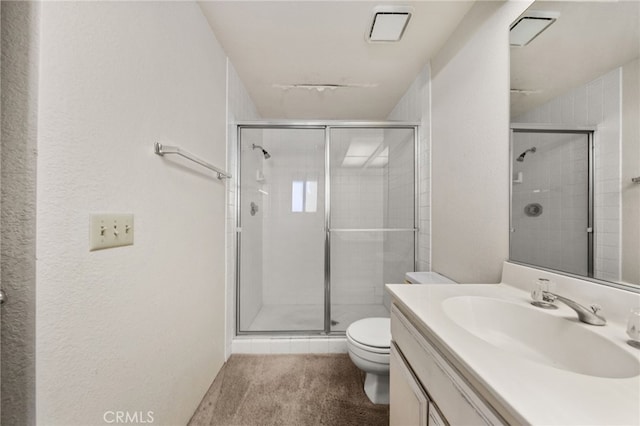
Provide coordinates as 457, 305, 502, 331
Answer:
510, 10, 560, 47
273, 83, 378, 92
367, 6, 413, 42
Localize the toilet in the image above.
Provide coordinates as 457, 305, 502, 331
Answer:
346, 271, 458, 404
346, 317, 391, 404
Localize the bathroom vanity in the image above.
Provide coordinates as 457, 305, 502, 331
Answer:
386, 262, 640, 425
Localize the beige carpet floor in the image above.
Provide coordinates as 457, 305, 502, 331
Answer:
188, 354, 389, 426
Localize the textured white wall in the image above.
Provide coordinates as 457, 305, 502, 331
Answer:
36, 3, 227, 424
430, 1, 533, 283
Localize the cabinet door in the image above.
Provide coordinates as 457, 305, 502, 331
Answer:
428, 404, 447, 426
391, 305, 505, 425
390, 343, 428, 426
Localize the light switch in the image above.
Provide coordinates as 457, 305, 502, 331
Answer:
90, 214, 134, 251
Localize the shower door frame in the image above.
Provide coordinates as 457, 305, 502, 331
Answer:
235, 121, 419, 336
509, 124, 595, 278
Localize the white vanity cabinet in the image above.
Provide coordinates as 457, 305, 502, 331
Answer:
390, 303, 506, 426
390, 343, 428, 426
390, 343, 447, 426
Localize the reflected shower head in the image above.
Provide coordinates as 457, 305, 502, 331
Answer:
516, 146, 536, 162
252, 144, 271, 159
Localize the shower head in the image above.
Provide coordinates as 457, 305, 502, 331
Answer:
252, 144, 271, 160
516, 146, 537, 162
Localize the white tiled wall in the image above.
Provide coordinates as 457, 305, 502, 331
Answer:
387, 64, 431, 272
261, 129, 326, 306
226, 60, 261, 359
515, 68, 622, 281
329, 127, 415, 307
232, 337, 348, 354
382, 128, 417, 308
330, 129, 387, 305
384, 129, 415, 229
238, 129, 264, 329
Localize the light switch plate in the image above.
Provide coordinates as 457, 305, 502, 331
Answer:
90, 214, 134, 251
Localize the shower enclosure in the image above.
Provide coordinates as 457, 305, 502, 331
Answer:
510, 126, 594, 277
236, 123, 417, 335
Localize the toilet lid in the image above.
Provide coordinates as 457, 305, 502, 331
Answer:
346, 317, 390, 348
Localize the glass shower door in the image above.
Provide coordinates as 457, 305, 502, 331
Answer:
238, 127, 326, 332
329, 127, 415, 332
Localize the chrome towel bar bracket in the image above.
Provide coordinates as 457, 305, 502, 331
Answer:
154, 142, 231, 180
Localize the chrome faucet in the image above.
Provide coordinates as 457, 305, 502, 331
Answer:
541, 291, 606, 326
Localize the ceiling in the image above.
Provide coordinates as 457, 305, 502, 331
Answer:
199, 1, 475, 120
510, 1, 640, 118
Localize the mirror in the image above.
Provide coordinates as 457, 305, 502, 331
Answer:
509, 1, 640, 290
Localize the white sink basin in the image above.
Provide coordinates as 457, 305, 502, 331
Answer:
442, 296, 640, 378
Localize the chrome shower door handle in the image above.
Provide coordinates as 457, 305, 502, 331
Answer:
0, 289, 7, 305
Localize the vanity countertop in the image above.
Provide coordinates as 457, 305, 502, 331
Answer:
386, 282, 640, 426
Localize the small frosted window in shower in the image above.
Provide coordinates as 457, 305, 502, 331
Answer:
292, 180, 318, 213
292, 181, 304, 212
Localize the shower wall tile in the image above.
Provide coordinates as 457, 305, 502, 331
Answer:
328, 339, 348, 353
226, 60, 261, 358
573, 86, 588, 125
261, 129, 325, 306
231, 339, 252, 354
561, 93, 575, 125
514, 67, 622, 281
587, 79, 604, 126
250, 338, 272, 354
307, 339, 329, 354
387, 63, 432, 274
331, 231, 384, 305
231, 337, 346, 354
289, 338, 310, 354
270, 339, 291, 354
329, 127, 393, 306
238, 130, 265, 328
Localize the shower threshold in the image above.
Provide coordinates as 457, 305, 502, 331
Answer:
244, 303, 389, 333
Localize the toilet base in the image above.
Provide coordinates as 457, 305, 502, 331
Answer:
364, 372, 389, 405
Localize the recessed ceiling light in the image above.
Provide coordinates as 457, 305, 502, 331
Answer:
367, 6, 413, 43
510, 11, 560, 47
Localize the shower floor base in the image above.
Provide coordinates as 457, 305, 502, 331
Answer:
246, 303, 389, 332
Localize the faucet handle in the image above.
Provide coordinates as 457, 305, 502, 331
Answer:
542, 291, 557, 303
590, 304, 603, 315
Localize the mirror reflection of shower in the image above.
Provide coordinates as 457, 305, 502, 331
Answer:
516, 146, 537, 162
252, 143, 271, 159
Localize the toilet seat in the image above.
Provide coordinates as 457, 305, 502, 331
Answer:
347, 335, 390, 355
346, 317, 391, 404
346, 317, 390, 354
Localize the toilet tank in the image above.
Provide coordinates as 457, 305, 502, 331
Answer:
404, 271, 457, 284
